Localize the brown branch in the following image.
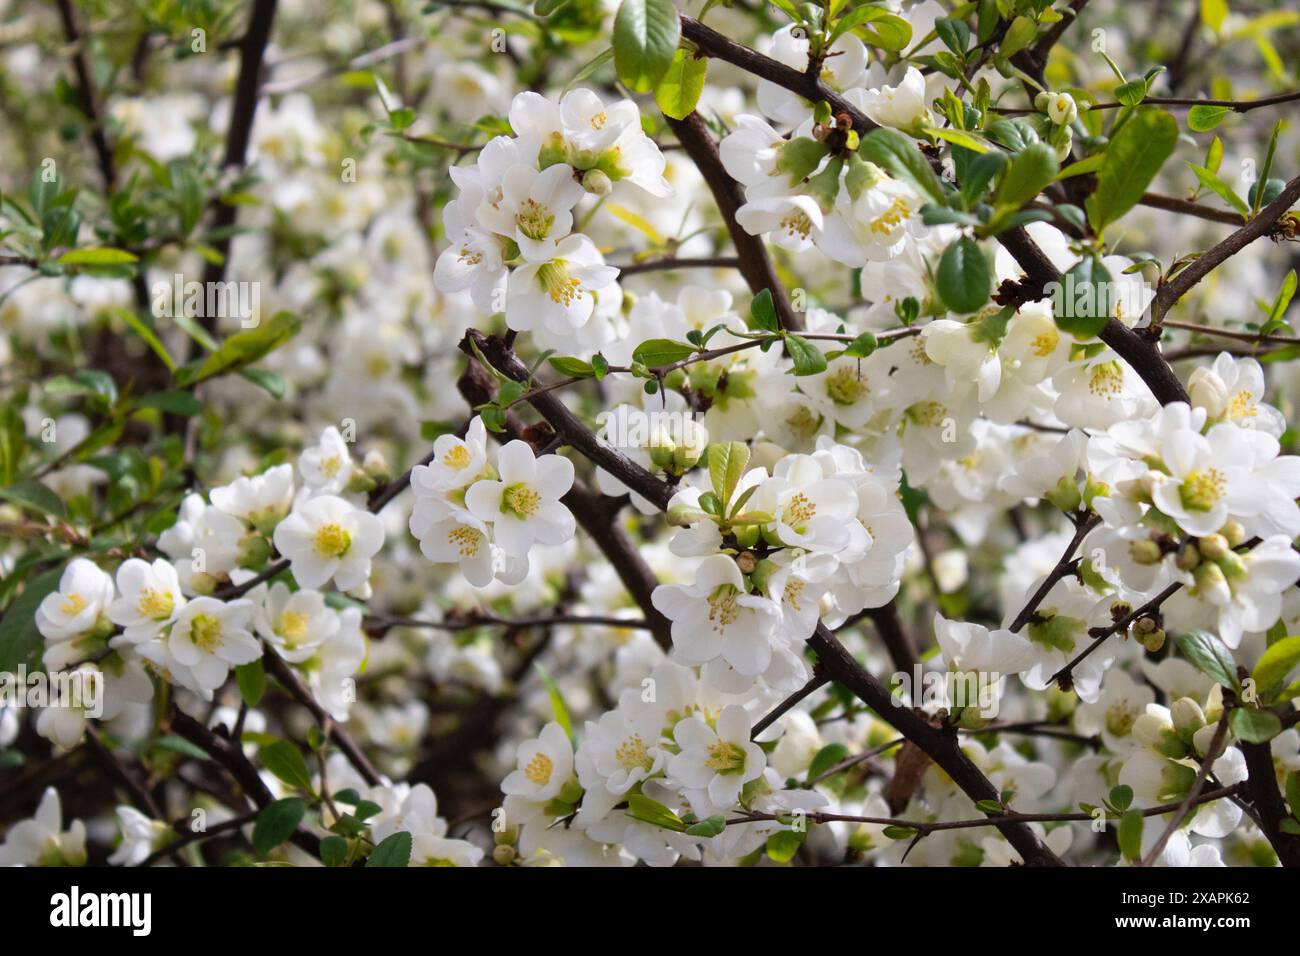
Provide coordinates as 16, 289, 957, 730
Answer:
56, 0, 116, 189
751, 667, 830, 739
665, 111, 802, 331
1140, 711, 1228, 866
1140, 192, 1244, 226
1008, 514, 1099, 632
1154, 174, 1300, 320
1241, 737, 1300, 866
614, 256, 741, 276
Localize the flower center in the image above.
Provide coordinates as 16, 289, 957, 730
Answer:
1180, 468, 1225, 511
137, 588, 174, 619
279, 610, 310, 644
869, 195, 911, 236
321, 456, 342, 478
501, 482, 541, 519
536, 260, 585, 307
1105, 704, 1136, 738
825, 365, 867, 404
60, 593, 88, 617
1227, 389, 1257, 420
448, 525, 483, 556
785, 404, 822, 438
1088, 361, 1124, 398
524, 752, 554, 786
783, 492, 816, 529
705, 740, 747, 774
443, 445, 472, 469
910, 400, 948, 427
706, 584, 741, 633
1031, 330, 1058, 357
190, 612, 223, 654
784, 578, 805, 611
516, 198, 555, 241
313, 523, 352, 558
779, 210, 812, 240
615, 734, 653, 772
458, 247, 483, 267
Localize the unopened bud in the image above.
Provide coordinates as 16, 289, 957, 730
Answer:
492, 845, 517, 865
1129, 539, 1162, 565
362, 449, 390, 484
1047, 92, 1078, 126
1171, 697, 1207, 740
1197, 533, 1229, 560
1175, 544, 1201, 572
581, 169, 612, 196
1136, 627, 1166, 653
735, 551, 758, 574
1221, 520, 1246, 547
1193, 560, 1230, 604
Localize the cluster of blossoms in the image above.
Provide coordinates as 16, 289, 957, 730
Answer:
28, 426, 390, 751
433, 89, 671, 347
409, 417, 577, 586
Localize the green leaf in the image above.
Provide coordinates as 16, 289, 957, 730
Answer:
993, 142, 1059, 210
984, 119, 1039, 153
934, 16, 970, 55
0, 568, 63, 674
1201, 0, 1228, 32
153, 734, 211, 761
1086, 108, 1179, 234
259, 740, 314, 792
626, 793, 687, 832
807, 743, 850, 781
252, 797, 307, 856
859, 127, 947, 204
1176, 630, 1241, 691
997, 16, 1037, 60
1117, 807, 1143, 861
654, 48, 707, 120
1188, 164, 1251, 217
45, 369, 117, 405
765, 828, 805, 863
1056, 154, 1105, 181
115, 308, 177, 372
975, 799, 1003, 814
174, 312, 302, 387
924, 127, 992, 154
613, 0, 680, 93
236, 659, 266, 708
320, 835, 349, 867
631, 338, 696, 367
1252, 635, 1300, 702
841, 331, 878, 358
936, 236, 990, 314
367, 831, 413, 867
0, 479, 66, 518
57, 247, 138, 267
684, 815, 726, 837
1114, 78, 1148, 107
1052, 255, 1113, 339
831, 5, 911, 51
882, 825, 917, 840
240, 368, 285, 399
548, 356, 595, 378
785, 334, 828, 376
1108, 784, 1134, 812
136, 390, 202, 416
749, 288, 779, 332
708, 441, 750, 508
1230, 707, 1282, 744
535, 0, 572, 14
1188, 104, 1231, 132
533, 663, 573, 740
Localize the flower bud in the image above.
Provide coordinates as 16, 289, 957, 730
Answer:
581, 169, 612, 196
1171, 697, 1207, 741
1136, 626, 1166, 653
362, 449, 390, 484
1129, 539, 1162, 565
1175, 544, 1201, 572
1047, 92, 1078, 125
1221, 520, 1246, 547
1193, 560, 1231, 604
1197, 533, 1229, 560
1187, 366, 1229, 418
492, 845, 517, 865
1045, 475, 1082, 514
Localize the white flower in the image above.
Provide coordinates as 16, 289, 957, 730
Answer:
505, 234, 618, 336
651, 554, 782, 688
1148, 423, 1260, 537
578, 706, 667, 796
667, 705, 765, 808
464, 441, 575, 557
433, 199, 507, 313
1001, 302, 1072, 383
735, 194, 825, 253
817, 167, 927, 266
409, 417, 490, 494
108, 558, 184, 644
167, 596, 261, 692
1188, 353, 1285, 436
272, 494, 386, 590
299, 426, 355, 494
476, 163, 585, 261
108, 806, 170, 866
254, 582, 338, 663
0, 787, 87, 867
209, 463, 295, 529
501, 721, 574, 802
846, 66, 932, 132
300, 607, 367, 720
37, 559, 115, 668
750, 454, 861, 554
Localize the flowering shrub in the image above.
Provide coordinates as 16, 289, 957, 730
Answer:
2, 0, 1300, 871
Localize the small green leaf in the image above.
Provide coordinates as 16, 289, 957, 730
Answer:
937, 236, 991, 314
236, 659, 266, 708
631, 338, 696, 367
0, 479, 66, 518
1108, 785, 1134, 811
765, 828, 805, 863
613, 0, 680, 93
1188, 104, 1231, 132
655, 48, 707, 120
136, 390, 202, 416
1117, 807, 1143, 861
1176, 630, 1241, 691
320, 835, 349, 867
57, 247, 138, 267
533, 662, 573, 740
0, 568, 63, 675
785, 335, 827, 376
859, 127, 947, 204
776, 137, 831, 186
1052, 255, 1113, 339
841, 331, 878, 358
626, 793, 687, 832
252, 797, 307, 856
993, 142, 1059, 211
807, 743, 850, 781
685, 815, 726, 837
708, 441, 750, 509
1230, 707, 1282, 744
548, 356, 595, 378
1252, 635, 1300, 702
749, 288, 779, 332
367, 831, 413, 867
259, 740, 314, 792
1188, 164, 1251, 218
